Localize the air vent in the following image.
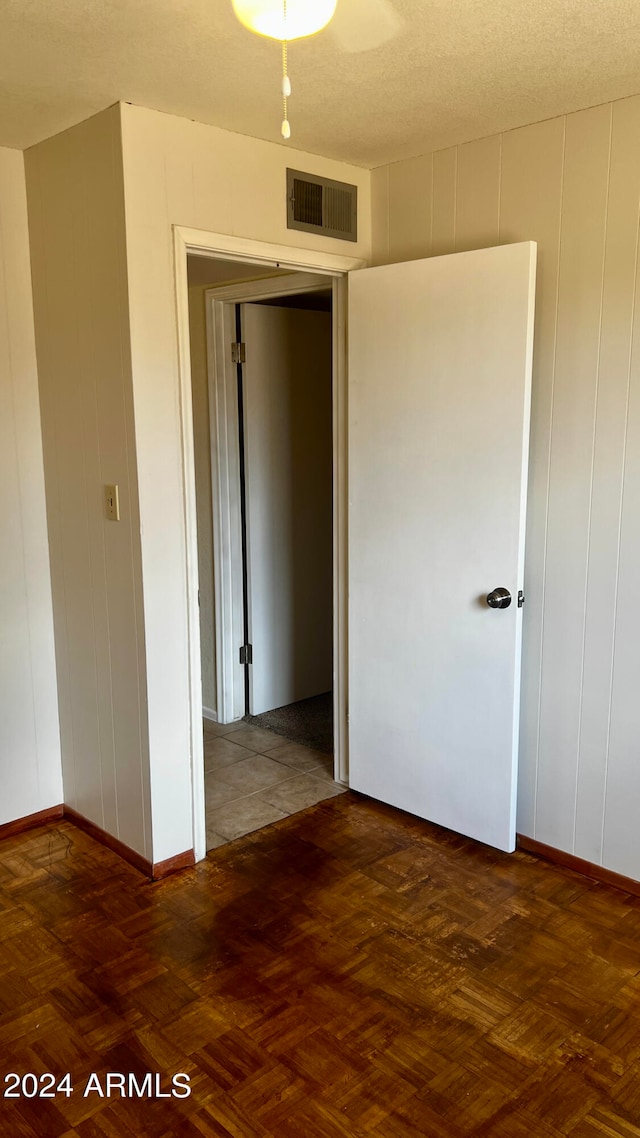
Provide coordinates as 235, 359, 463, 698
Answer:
287, 168, 357, 242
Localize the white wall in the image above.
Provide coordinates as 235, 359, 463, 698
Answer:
372, 94, 640, 880
121, 102, 371, 862
25, 107, 152, 858
0, 146, 62, 825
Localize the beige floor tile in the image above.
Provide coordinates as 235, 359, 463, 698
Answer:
208, 797, 289, 841
204, 736, 257, 770
204, 774, 247, 810
204, 713, 341, 846
225, 725, 284, 753
308, 757, 338, 781
262, 740, 328, 772
217, 754, 295, 793
206, 829, 228, 850
203, 718, 245, 738
258, 773, 346, 814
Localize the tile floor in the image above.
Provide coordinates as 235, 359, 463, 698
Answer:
203, 717, 346, 850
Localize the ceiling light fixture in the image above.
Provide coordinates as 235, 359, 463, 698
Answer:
232, 0, 337, 139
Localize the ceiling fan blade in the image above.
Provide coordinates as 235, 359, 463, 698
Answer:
328, 0, 402, 53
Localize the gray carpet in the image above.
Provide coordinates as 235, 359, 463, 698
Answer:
247, 691, 333, 754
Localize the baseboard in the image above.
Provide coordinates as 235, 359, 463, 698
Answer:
202, 706, 218, 722
64, 806, 153, 876
152, 849, 196, 879
517, 834, 640, 898
0, 804, 64, 841
63, 807, 195, 880
0, 803, 196, 881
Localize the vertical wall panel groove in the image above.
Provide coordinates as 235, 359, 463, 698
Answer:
573, 99, 640, 865
429, 151, 434, 257
453, 148, 458, 251
388, 154, 432, 263
370, 165, 390, 265
456, 135, 501, 253
532, 115, 566, 839
432, 147, 457, 257
600, 201, 638, 861
572, 102, 613, 857
601, 111, 640, 875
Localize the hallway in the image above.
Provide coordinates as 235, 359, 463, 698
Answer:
204, 713, 344, 850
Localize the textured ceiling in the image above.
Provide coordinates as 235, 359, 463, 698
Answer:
3, 0, 640, 166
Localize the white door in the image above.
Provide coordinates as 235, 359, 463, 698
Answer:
348, 242, 536, 852
242, 303, 333, 716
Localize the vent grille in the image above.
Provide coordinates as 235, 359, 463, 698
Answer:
294, 178, 323, 226
287, 168, 357, 242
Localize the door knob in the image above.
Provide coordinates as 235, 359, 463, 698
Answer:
486, 587, 511, 609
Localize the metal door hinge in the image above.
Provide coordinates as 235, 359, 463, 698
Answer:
239, 644, 253, 665
231, 342, 246, 364
517, 590, 525, 608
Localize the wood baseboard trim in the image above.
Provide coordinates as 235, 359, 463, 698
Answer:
63, 807, 195, 881
0, 804, 64, 841
517, 834, 640, 898
64, 807, 152, 876
152, 849, 196, 879
202, 706, 218, 723
0, 804, 195, 882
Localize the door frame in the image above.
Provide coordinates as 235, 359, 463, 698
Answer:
205, 273, 334, 727
173, 226, 365, 862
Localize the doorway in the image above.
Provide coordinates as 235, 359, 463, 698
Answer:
186, 256, 346, 850
176, 230, 534, 865
175, 229, 363, 864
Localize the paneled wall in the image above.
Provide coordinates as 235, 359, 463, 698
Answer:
0, 146, 62, 825
25, 108, 152, 858
121, 103, 371, 862
372, 95, 640, 879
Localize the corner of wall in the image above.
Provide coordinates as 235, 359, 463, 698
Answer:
370, 165, 390, 266
24, 109, 152, 861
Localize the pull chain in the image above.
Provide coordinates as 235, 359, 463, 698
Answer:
281, 0, 291, 139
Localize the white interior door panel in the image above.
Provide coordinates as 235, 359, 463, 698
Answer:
348, 243, 536, 852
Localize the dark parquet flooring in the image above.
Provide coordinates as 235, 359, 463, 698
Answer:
2, 793, 640, 1136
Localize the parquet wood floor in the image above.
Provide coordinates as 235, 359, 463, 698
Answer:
2, 793, 640, 1136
